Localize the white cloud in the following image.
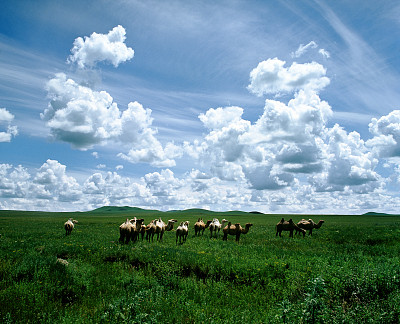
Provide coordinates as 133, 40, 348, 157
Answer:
42, 73, 122, 149
318, 48, 330, 58
43, 74, 178, 167
189, 62, 382, 200
67, 25, 134, 69
33, 159, 82, 202
247, 58, 330, 96
291, 41, 318, 58
310, 124, 379, 192
367, 110, 400, 158
0, 108, 18, 142
199, 106, 245, 130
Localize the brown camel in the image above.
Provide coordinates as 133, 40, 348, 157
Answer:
222, 222, 253, 242
296, 219, 325, 236
194, 218, 212, 236
119, 218, 144, 243
154, 218, 177, 241
119, 218, 134, 244
276, 218, 305, 238
145, 219, 157, 242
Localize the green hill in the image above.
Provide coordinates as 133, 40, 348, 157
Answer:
362, 212, 394, 216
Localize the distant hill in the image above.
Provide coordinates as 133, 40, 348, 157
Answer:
362, 212, 394, 216
88, 206, 161, 215
88, 206, 253, 217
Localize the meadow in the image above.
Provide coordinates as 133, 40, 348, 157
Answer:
1, 207, 400, 323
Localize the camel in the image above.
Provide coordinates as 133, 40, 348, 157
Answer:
194, 218, 212, 236
276, 218, 305, 238
296, 219, 325, 236
64, 218, 78, 235
119, 218, 134, 244
131, 218, 145, 242
154, 218, 177, 241
139, 223, 147, 241
209, 218, 228, 238
119, 218, 144, 243
222, 222, 253, 242
176, 221, 190, 244
145, 219, 157, 242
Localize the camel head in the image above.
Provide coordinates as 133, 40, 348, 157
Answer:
135, 218, 144, 227
72, 219, 78, 224
166, 219, 178, 231
205, 220, 212, 228
241, 223, 253, 234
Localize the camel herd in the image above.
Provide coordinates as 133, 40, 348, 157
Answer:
64, 215, 325, 243
275, 218, 325, 237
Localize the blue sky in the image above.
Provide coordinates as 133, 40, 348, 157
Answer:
1, 0, 400, 213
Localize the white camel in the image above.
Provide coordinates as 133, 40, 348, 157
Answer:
209, 218, 228, 238
176, 221, 190, 244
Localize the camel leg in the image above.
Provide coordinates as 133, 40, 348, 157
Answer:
236, 233, 240, 242
309, 229, 313, 236
289, 230, 293, 238
223, 233, 227, 241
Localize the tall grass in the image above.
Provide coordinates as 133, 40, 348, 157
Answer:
0, 210, 400, 323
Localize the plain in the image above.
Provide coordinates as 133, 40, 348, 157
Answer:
1, 207, 400, 323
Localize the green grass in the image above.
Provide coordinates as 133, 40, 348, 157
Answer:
1, 209, 400, 323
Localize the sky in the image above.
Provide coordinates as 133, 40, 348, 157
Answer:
1, 0, 400, 214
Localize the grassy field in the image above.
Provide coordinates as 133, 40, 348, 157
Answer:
1, 207, 400, 323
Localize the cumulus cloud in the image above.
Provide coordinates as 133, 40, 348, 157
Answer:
43, 73, 122, 149
190, 90, 332, 191
247, 58, 330, 96
0, 158, 396, 214
43, 74, 178, 166
0, 108, 18, 142
33, 159, 82, 202
366, 110, 400, 158
310, 124, 379, 192
67, 25, 134, 69
243, 89, 332, 144
190, 60, 382, 198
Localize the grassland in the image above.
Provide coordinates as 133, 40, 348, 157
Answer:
1, 207, 400, 323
